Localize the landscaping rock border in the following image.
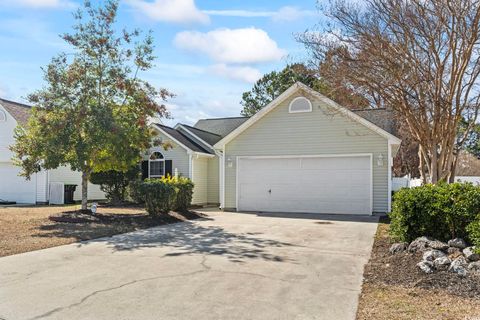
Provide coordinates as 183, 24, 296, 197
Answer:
390, 237, 479, 277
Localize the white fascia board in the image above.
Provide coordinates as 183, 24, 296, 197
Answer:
213, 81, 402, 148
151, 124, 214, 158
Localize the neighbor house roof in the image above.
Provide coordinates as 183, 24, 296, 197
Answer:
152, 123, 213, 155
0, 98, 31, 125
194, 117, 249, 137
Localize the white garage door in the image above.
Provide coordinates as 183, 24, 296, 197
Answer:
0, 162, 36, 203
237, 155, 372, 215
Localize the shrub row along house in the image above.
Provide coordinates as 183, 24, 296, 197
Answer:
0, 83, 402, 214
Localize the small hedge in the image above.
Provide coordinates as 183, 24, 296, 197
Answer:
170, 177, 194, 212
135, 176, 194, 215
390, 182, 480, 244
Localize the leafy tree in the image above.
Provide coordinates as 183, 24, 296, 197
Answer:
461, 120, 480, 158
11, 0, 172, 210
299, 0, 480, 183
90, 166, 140, 205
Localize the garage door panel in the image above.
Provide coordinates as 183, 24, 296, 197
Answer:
237, 155, 372, 215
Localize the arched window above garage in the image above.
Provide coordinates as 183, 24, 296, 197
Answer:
289, 96, 312, 113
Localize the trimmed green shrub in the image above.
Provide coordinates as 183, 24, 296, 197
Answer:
90, 167, 140, 205
467, 218, 480, 253
127, 179, 145, 204
170, 176, 194, 212
390, 182, 480, 242
141, 179, 177, 215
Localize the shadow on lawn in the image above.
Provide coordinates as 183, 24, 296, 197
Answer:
34, 211, 296, 263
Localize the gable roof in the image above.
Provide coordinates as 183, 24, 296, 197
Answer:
213, 82, 402, 148
152, 123, 213, 155
194, 117, 249, 137
177, 124, 223, 146
0, 98, 31, 125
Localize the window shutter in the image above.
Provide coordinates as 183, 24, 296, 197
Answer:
141, 161, 149, 180
165, 160, 173, 177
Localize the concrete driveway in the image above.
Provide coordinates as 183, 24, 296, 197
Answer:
0, 210, 378, 320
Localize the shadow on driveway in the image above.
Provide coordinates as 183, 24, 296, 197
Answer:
90, 220, 297, 264
238, 211, 380, 224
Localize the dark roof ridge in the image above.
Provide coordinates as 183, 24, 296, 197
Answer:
352, 107, 388, 111
198, 116, 249, 121
179, 123, 222, 137
153, 123, 212, 154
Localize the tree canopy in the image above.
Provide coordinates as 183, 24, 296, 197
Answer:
11, 0, 172, 210
299, 0, 480, 183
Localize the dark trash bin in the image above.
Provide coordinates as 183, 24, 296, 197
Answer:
64, 184, 77, 204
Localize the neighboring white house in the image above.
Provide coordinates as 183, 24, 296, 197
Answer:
140, 82, 402, 214
0, 98, 105, 204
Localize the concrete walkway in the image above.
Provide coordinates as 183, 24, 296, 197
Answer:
0, 210, 378, 320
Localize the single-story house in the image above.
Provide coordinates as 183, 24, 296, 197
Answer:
1, 82, 401, 213
0, 98, 105, 204
144, 82, 401, 215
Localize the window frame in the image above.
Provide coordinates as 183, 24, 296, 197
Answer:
148, 152, 165, 178
288, 96, 313, 113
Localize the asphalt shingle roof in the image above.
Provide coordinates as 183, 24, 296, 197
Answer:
193, 117, 249, 138
352, 108, 396, 135
153, 123, 213, 154
179, 124, 223, 146
0, 98, 31, 126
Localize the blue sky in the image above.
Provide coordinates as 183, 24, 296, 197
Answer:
0, 0, 322, 126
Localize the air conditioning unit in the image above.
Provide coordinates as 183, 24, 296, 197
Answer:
49, 182, 64, 205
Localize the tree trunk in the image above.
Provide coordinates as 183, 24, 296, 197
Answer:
81, 170, 89, 211
449, 153, 459, 183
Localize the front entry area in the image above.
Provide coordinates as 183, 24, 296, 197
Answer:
237, 155, 372, 215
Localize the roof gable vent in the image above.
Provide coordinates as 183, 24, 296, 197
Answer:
289, 96, 312, 113
0, 110, 5, 122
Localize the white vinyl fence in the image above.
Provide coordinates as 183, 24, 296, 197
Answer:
392, 176, 480, 191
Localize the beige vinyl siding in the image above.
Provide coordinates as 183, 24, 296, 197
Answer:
147, 132, 190, 178
192, 157, 208, 204
176, 127, 220, 204
224, 92, 389, 213
49, 166, 105, 201
207, 156, 219, 204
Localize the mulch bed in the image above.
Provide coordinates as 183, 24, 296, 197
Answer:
49, 208, 206, 228
363, 216, 480, 299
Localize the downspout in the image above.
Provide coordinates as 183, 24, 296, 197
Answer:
387, 141, 393, 213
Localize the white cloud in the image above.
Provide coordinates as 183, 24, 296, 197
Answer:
204, 6, 316, 22
209, 64, 261, 83
125, 0, 210, 25
174, 27, 286, 64
3, 0, 75, 8
272, 6, 316, 22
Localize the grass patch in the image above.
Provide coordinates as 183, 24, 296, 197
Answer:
0, 204, 205, 257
